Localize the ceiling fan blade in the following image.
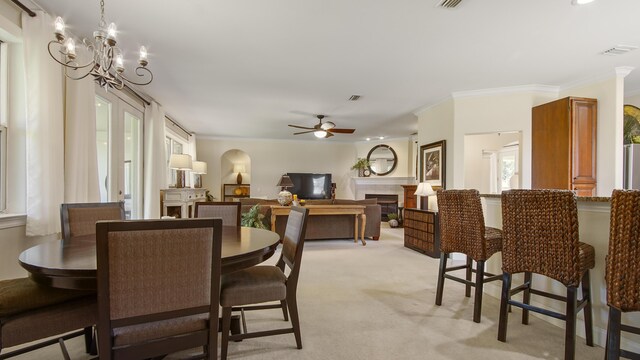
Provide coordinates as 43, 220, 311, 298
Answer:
293, 130, 316, 135
327, 128, 356, 134
288, 124, 314, 130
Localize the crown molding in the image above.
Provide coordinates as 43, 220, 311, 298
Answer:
412, 96, 453, 116
559, 67, 634, 92
452, 84, 560, 99
616, 66, 634, 78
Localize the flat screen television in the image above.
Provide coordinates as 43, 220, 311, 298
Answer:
286, 173, 332, 199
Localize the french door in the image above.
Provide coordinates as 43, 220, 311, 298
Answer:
95, 91, 144, 219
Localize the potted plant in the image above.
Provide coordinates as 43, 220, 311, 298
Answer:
241, 204, 268, 229
387, 213, 399, 228
351, 158, 371, 177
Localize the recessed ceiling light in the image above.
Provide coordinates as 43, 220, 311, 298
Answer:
379, 136, 384, 140
366, 138, 371, 141
572, 0, 594, 5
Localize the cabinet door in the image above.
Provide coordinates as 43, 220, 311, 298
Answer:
571, 98, 597, 185
572, 183, 596, 197
532, 97, 571, 190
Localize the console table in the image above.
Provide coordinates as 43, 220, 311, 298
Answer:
161, 188, 207, 218
270, 205, 367, 246
403, 208, 440, 258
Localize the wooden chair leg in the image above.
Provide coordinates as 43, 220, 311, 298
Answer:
281, 299, 289, 321
565, 286, 578, 360
465, 256, 473, 298
287, 291, 303, 349
497, 272, 512, 342
473, 260, 485, 323
435, 253, 447, 306
83, 326, 93, 354
606, 307, 622, 360
221, 307, 233, 360
522, 272, 532, 325
581, 270, 594, 346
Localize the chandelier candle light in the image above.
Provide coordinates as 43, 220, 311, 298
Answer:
49, 0, 153, 90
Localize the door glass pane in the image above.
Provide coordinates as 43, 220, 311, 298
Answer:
96, 96, 111, 202
124, 111, 142, 219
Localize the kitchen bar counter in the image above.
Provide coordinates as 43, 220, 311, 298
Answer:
480, 193, 610, 202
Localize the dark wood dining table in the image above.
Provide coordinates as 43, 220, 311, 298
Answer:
18, 226, 280, 290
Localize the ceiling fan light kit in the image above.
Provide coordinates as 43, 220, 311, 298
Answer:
289, 114, 356, 139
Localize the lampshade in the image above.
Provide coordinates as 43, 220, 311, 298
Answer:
414, 182, 435, 196
192, 161, 207, 174
277, 175, 295, 188
169, 154, 192, 170
233, 164, 246, 174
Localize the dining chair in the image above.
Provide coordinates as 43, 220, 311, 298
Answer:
605, 189, 640, 360
219, 206, 310, 360
60, 202, 125, 243
195, 201, 242, 226
435, 189, 503, 323
0, 278, 96, 359
96, 218, 222, 360
498, 189, 594, 360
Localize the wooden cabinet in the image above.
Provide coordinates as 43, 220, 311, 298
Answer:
223, 184, 251, 202
532, 97, 597, 196
161, 188, 207, 218
401, 185, 417, 210
403, 209, 440, 258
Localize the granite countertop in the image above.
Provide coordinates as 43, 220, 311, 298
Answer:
480, 193, 610, 202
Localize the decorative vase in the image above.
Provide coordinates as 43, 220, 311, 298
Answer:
278, 190, 293, 206
358, 168, 365, 177
236, 172, 243, 184
388, 219, 399, 228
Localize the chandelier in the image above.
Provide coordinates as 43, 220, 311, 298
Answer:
47, 0, 152, 90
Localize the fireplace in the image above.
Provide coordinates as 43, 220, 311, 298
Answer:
365, 194, 398, 221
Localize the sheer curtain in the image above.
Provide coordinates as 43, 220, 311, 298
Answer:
143, 101, 167, 219
64, 70, 100, 203
22, 11, 64, 236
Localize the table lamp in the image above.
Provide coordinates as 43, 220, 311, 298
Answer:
277, 174, 295, 206
414, 182, 436, 210
192, 161, 207, 188
169, 154, 192, 188
234, 164, 246, 184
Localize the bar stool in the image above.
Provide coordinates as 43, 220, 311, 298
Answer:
498, 189, 594, 360
605, 189, 640, 359
435, 189, 503, 323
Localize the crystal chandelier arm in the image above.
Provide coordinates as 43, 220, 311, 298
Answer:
117, 66, 153, 86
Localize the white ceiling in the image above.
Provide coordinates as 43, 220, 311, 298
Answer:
33, 0, 640, 141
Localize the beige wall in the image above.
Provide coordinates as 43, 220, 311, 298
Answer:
197, 138, 359, 200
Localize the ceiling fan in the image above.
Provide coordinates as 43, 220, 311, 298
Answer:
288, 115, 356, 138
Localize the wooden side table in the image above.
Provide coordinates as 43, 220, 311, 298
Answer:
403, 208, 440, 258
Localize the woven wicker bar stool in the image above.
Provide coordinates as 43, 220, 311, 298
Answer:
498, 189, 595, 360
605, 189, 640, 360
435, 189, 503, 323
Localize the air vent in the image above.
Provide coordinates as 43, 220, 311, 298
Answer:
437, 0, 462, 8
602, 45, 638, 56
348, 95, 361, 101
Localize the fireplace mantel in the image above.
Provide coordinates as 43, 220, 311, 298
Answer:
352, 177, 416, 202
351, 177, 416, 186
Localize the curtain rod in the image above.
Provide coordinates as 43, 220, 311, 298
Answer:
122, 84, 151, 106
11, 0, 35, 17
166, 116, 191, 137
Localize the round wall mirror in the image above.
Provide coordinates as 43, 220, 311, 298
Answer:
367, 144, 397, 176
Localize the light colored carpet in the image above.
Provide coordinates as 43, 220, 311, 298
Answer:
7, 224, 604, 359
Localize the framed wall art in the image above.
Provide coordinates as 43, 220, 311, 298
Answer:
420, 140, 446, 189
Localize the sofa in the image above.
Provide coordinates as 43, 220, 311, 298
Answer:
240, 198, 382, 241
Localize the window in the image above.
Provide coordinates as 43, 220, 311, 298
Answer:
165, 119, 191, 187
